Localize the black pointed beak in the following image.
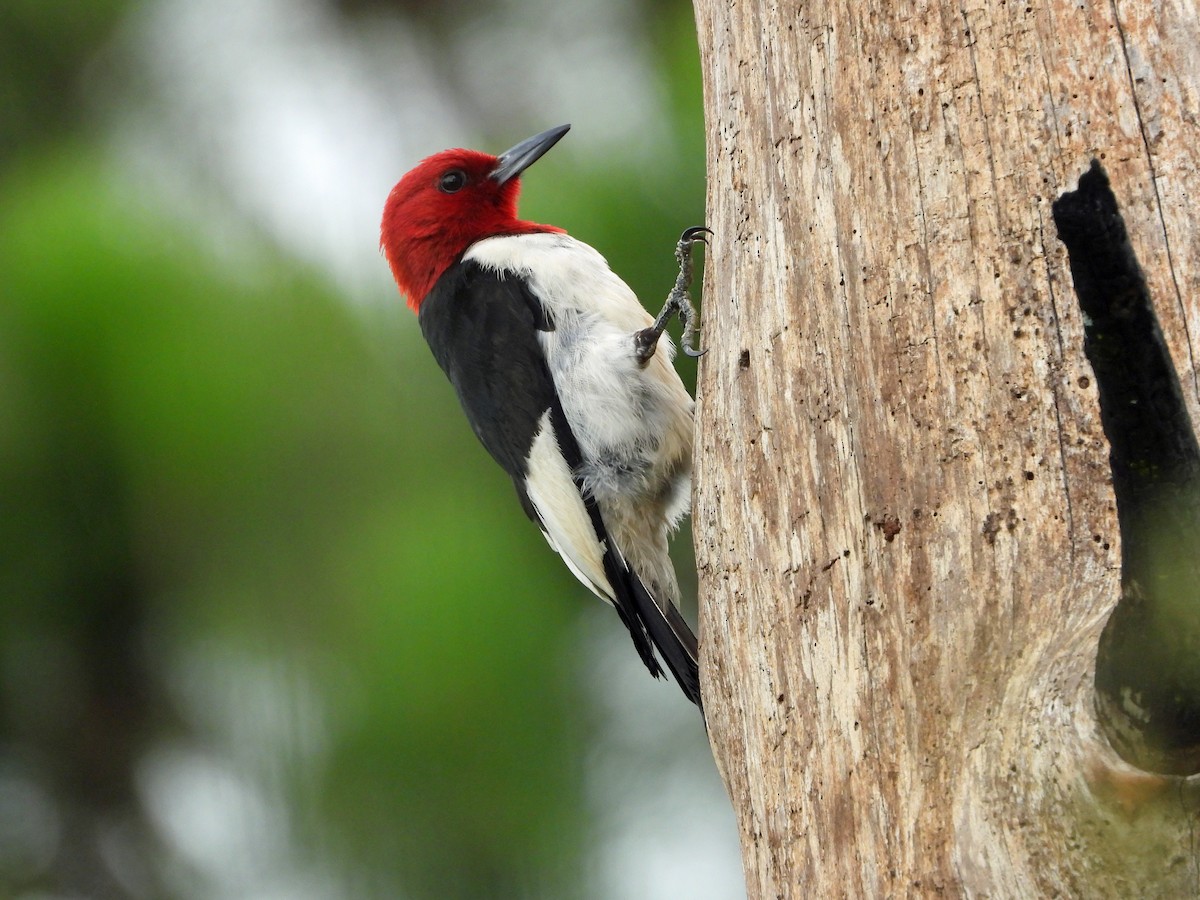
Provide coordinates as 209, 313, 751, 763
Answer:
490, 124, 570, 185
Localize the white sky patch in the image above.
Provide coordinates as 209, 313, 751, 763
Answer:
452, 0, 670, 161
137, 742, 344, 900
116, 0, 462, 302
580, 611, 746, 900
113, 0, 666, 305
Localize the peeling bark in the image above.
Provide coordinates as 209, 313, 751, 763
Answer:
691, 0, 1200, 895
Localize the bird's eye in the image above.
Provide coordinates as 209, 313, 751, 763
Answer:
438, 170, 467, 193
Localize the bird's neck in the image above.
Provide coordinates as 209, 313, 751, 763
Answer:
398, 219, 566, 310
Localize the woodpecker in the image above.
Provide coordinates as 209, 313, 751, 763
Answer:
380, 125, 706, 707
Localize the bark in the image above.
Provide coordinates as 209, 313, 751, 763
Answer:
690, 0, 1200, 896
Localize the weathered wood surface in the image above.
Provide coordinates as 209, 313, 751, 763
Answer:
691, 0, 1200, 895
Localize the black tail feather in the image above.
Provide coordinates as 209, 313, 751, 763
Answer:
633, 576, 702, 708
601, 551, 702, 708
545, 398, 701, 708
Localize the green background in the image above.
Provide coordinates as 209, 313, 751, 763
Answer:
0, 1, 738, 897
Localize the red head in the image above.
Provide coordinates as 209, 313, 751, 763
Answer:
380, 125, 570, 310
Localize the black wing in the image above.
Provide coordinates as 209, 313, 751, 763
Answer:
418, 260, 701, 706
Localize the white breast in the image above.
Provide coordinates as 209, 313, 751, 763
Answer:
465, 232, 694, 542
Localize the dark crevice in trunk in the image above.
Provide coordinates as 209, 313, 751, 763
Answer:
1053, 159, 1200, 775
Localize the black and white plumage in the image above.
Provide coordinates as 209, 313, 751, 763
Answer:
380, 126, 702, 706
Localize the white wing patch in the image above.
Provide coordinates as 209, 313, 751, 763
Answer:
525, 411, 614, 605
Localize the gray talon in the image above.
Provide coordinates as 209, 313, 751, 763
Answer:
636, 226, 710, 364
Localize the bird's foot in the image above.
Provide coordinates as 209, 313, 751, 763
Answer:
634, 226, 711, 365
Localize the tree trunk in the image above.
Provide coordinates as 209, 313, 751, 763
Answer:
691, 0, 1200, 896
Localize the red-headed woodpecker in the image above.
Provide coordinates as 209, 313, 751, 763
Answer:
380, 125, 705, 707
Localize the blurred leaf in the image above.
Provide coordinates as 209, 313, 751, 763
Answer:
0, 150, 584, 898
0, 0, 129, 160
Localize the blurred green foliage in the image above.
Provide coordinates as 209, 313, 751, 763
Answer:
0, 0, 127, 160
0, 1, 713, 897
0, 150, 585, 896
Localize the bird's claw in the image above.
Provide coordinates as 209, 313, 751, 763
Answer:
637, 225, 710, 364
672, 226, 708, 358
